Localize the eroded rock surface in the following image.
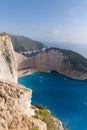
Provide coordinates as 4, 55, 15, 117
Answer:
0, 80, 47, 130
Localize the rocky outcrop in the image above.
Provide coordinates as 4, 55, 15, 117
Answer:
0, 80, 47, 130
18, 48, 87, 80
0, 80, 63, 130
0, 33, 17, 82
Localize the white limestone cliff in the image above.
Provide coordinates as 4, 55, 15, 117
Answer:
18, 48, 87, 80
0, 33, 17, 82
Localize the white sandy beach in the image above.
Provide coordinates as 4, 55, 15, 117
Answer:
18, 68, 38, 78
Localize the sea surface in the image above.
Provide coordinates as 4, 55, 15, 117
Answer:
18, 71, 87, 130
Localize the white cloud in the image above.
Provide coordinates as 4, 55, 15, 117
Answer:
52, 27, 61, 35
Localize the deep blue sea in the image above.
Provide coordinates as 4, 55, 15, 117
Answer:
18, 71, 87, 130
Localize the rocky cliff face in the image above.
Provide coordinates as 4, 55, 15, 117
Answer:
0, 80, 63, 130
0, 80, 47, 130
0, 34, 63, 130
18, 48, 87, 80
0, 33, 17, 82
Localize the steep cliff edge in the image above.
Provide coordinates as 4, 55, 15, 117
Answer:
18, 48, 87, 80
0, 33, 17, 82
0, 80, 47, 130
0, 33, 63, 130
0, 80, 63, 130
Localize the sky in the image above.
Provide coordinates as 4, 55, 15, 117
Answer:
0, 0, 87, 44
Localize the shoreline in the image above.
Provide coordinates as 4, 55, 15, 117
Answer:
18, 68, 38, 78
18, 68, 87, 82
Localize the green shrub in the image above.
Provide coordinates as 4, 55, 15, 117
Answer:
34, 109, 57, 130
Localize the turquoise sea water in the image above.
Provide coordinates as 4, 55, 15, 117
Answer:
18, 71, 87, 130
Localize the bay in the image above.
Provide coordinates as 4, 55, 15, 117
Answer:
18, 71, 87, 130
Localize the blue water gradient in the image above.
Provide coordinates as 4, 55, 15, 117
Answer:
18, 71, 87, 130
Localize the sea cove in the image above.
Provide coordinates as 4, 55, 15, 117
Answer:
18, 71, 87, 130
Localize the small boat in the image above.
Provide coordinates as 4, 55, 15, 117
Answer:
64, 78, 67, 80
83, 102, 87, 106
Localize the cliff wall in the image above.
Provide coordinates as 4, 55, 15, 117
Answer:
0, 34, 17, 82
0, 80, 47, 130
18, 48, 87, 80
